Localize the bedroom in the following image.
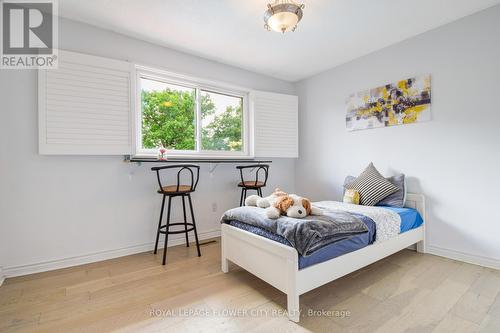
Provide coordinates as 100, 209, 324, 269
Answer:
0, 0, 499, 332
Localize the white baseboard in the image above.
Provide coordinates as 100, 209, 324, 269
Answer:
3, 233, 498, 282
2, 229, 221, 279
427, 245, 500, 270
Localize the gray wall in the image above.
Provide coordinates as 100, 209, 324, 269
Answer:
295, 6, 500, 265
0, 18, 296, 275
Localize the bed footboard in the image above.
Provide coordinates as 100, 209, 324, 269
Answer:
221, 223, 301, 321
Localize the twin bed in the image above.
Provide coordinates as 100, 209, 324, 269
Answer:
220, 193, 426, 322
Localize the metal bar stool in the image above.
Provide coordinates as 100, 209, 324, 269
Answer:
236, 164, 270, 206
152, 164, 201, 265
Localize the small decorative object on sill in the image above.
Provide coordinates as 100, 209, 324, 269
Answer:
157, 148, 168, 161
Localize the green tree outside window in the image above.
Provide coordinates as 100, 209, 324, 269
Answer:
141, 86, 242, 152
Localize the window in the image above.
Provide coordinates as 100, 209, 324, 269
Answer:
136, 69, 250, 158
140, 78, 196, 151
200, 90, 243, 152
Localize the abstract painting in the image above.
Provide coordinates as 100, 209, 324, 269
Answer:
346, 75, 431, 131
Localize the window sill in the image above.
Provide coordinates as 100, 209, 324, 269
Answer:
131, 153, 254, 160
125, 155, 270, 164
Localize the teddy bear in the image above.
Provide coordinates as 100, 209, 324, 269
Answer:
245, 189, 323, 219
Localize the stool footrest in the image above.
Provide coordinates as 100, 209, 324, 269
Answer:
159, 223, 195, 235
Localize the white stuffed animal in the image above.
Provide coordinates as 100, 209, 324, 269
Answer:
245, 189, 323, 219
245, 188, 287, 208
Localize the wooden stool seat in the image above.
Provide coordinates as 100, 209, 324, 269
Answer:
158, 185, 193, 194
238, 181, 265, 188
236, 164, 269, 206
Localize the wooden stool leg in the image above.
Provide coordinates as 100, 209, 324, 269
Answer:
188, 194, 201, 257
154, 195, 166, 254
162, 196, 172, 265
182, 195, 189, 247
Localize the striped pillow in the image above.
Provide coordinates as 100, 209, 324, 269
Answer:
344, 173, 406, 207
345, 163, 399, 206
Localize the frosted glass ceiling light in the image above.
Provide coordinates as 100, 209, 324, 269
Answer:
264, 0, 305, 34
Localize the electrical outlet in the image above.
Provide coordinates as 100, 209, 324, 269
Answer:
211, 202, 217, 212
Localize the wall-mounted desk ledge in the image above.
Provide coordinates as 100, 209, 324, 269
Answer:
124, 156, 272, 172
124, 156, 272, 164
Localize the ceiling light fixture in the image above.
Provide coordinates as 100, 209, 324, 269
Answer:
264, 0, 305, 34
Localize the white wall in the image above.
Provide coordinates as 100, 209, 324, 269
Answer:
0, 18, 296, 276
295, 6, 500, 267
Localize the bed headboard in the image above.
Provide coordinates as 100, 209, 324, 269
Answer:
405, 193, 426, 222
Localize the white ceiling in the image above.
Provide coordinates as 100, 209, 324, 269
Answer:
58, 0, 500, 82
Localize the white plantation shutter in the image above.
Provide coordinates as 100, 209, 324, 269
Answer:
38, 50, 133, 155
252, 91, 298, 158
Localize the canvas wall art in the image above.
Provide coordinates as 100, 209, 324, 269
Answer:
346, 75, 431, 131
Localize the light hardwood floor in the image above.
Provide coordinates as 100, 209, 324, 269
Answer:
1, 239, 499, 333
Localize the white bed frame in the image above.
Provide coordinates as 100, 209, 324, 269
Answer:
221, 193, 426, 322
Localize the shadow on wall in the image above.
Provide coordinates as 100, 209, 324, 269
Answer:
407, 176, 498, 261
303, 169, 499, 261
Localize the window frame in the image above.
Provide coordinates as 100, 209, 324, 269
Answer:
134, 66, 252, 159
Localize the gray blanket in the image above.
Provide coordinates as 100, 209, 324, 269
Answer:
221, 206, 368, 256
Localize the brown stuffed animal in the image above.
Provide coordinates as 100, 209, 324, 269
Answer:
267, 193, 322, 219
245, 189, 323, 219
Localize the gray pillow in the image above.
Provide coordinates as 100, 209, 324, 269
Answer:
345, 163, 399, 206
344, 173, 406, 207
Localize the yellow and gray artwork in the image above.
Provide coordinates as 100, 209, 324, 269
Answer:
346, 75, 431, 131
